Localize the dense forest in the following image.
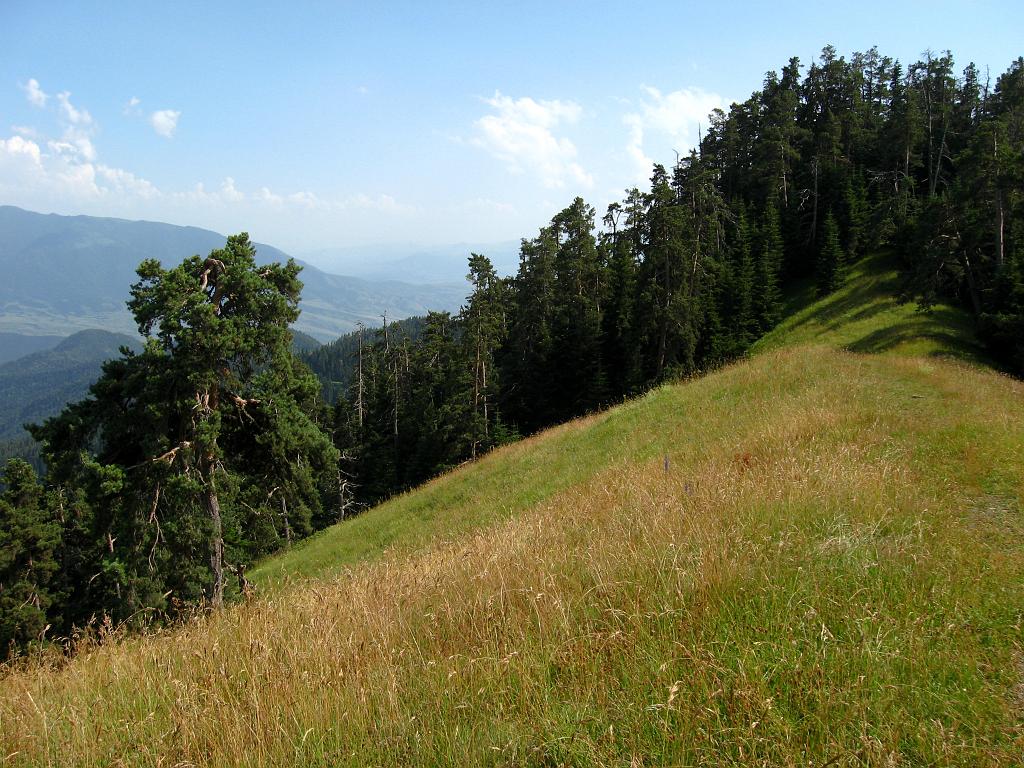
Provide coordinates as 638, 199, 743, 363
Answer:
2, 45, 1022, 656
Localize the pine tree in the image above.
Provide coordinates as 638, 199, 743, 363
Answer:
730, 205, 757, 348
754, 198, 784, 332
816, 211, 847, 295
551, 198, 606, 415
34, 235, 338, 612
0, 459, 59, 655
502, 230, 557, 433
600, 200, 641, 397
462, 253, 508, 456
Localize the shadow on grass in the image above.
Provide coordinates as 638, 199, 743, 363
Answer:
783, 255, 901, 333
843, 303, 993, 366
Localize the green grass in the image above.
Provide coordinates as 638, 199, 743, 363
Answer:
255, 252, 989, 591
752, 252, 988, 363
3, 254, 1023, 766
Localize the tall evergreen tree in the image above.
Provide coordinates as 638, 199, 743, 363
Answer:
34, 235, 338, 612
462, 254, 509, 456
754, 198, 785, 332
816, 211, 847, 295
0, 459, 59, 654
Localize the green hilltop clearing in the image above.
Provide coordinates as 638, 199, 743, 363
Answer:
3, 255, 1023, 765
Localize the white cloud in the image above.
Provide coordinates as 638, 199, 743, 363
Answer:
56, 91, 93, 126
20, 78, 48, 108
0, 133, 101, 200
473, 91, 593, 189
96, 165, 160, 199
3, 81, 416, 246
220, 176, 244, 202
150, 109, 181, 138
0, 135, 43, 165
356, 85, 369, 95
623, 85, 725, 184
180, 177, 348, 211
11, 125, 40, 139
341, 192, 403, 211
49, 129, 96, 163
257, 186, 283, 204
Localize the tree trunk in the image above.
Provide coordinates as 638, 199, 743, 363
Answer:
994, 131, 1005, 270
482, 357, 489, 440
961, 251, 984, 317
810, 157, 819, 244
356, 324, 364, 428
779, 141, 788, 207
204, 467, 225, 608
280, 495, 292, 544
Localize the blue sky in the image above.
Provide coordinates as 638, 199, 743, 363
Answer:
1, 1, 1021, 263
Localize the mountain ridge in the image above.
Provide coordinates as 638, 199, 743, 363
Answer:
0, 205, 468, 341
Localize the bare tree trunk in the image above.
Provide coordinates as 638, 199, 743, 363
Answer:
356, 323, 364, 428
996, 195, 1005, 270
381, 315, 399, 449
961, 251, 984, 317
994, 131, 1005, 269
779, 141, 788, 207
204, 462, 225, 608
482, 357, 489, 440
280, 495, 292, 544
810, 156, 819, 244
338, 469, 348, 521
930, 114, 949, 197
197, 376, 226, 609
471, 340, 481, 460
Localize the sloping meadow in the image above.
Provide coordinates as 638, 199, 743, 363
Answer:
3, 339, 1023, 766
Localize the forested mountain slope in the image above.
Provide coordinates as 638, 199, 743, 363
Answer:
0, 206, 466, 341
0, 333, 63, 365
0, 329, 141, 442
4, 255, 1022, 765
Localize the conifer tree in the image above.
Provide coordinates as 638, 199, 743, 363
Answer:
600, 200, 641, 396
462, 254, 508, 456
754, 199, 784, 332
730, 205, 757, 347
0, 459, 59, 654
502, 230, 557, 433
34, 235, 337, 612
551, 198, 606, 415
816, 211, 847, 295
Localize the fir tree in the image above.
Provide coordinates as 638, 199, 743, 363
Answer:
754, 199, 784, 332
816, 211, 847, 295
0, 459, 59, 654
34, 235, 338, 612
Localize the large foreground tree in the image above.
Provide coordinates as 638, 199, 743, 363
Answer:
35, 234, 337, 614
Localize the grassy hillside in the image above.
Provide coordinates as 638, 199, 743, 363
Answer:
752, 252, 989, 363
2, 256, 1023, 766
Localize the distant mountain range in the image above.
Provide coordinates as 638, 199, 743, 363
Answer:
0, 206, 469, 342
0, 332, 64, 365
0, 327, 321, 469
299, 241, 521, 284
